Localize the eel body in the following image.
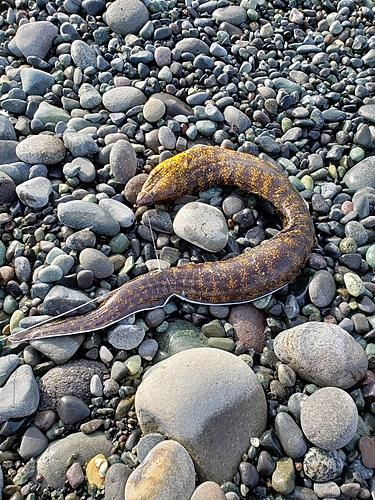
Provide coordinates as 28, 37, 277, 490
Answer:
9, 146, 315, 342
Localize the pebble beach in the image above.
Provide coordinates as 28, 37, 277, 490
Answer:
0, 0, 375, 498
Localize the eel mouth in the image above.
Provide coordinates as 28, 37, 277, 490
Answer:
136, 191, 155, 206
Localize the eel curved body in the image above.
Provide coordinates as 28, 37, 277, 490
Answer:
9, 146, 315, 342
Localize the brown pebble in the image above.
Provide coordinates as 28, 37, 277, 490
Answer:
294, 462, 303, 472
323, 315, 337, 324
33, 410, 56, 431
77, 269, 94, 289
124, 173, 149, 204
228, 303, 266, 351
341, 200, 353, 214
0, 265, 14, 285
109, 254, 126, 272
80, 419, 103, 434
66, 462, 84, 490
191, 481, 226, 500
358, 436, 375, 468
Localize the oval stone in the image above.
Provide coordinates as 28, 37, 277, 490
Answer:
16, 135, 66, 165
273, 323, 368, 389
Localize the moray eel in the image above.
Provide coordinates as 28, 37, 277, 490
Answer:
9, 146, 315, 342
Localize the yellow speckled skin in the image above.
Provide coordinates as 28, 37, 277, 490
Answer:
10, 146, 315, 341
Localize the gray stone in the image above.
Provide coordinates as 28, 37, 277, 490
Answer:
19, 425, 49, 459
42, 285, 96, 317
0, 115, 17, 140
16, 177, 52, 208
274, 323, 368, 389
20, 68, 55, 96
105, 463, 132, 500
313, 481, 341, 498
38, 359, 107, 411
0, 354, 20, 386
107, 323, 145, 350
135, 348, 267, 483
0, 172, 17, 204
274, 412, 307, 459
300, 387, 358, 450
173, 201, 228, 252
212, 6, 247, 25
98, 198, 135, 228
358, 104, 375, 122
71, 40, 97, 69
78, 83, 102, 109
106, 0, 149, 35
79, 248, 114, 279
30, 335, 85, 364
191, 481, 227, 500
303, 447, 345, 482
0, 141, 18, 165
109, 139, 137, 183
150, 93, 193, 117
223, 106, 251, 133
63, 132, 99, 157
16, 136, 66, 165
124, 440, 195, 500
0, 365, 39, 423
136, 433, 165, 463
14, 21, 57, 59
344, 156, 375, 190
36, 432, 112, 488
57, 395, 90, 424
34, 102, 70, 124
57, 200, 120, 236
308, 269, 336, 307
175, 38, 210, 56
102, 86, 146, 113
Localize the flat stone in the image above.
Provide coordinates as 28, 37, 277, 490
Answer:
20, 68, 55, 96
16, 136, 66, 165
0, 365, 39, 423
14, 21, 57, 59
358, 436, 375, 468
173, 201, 228, 252
34, 102, 70, 124
106, 0, 149, 35
300, 387, 358, 450
36, 431, 112, 489
344, 157, 375, 190
16, 177, 52, 208
109, 139, 137, 183
308, 269, 336, 307
135, 348, 267, 483
102, 87, 146, 113
105, 463, 132, 500
79, 248, 114, 279
41, 285, 96, 317
19, 425, 49, 459
274, 323, 368, 389
57, 395, 90, 424
57, 200, 120, 236
30, 335, 85, 364
124, 440, 195, 500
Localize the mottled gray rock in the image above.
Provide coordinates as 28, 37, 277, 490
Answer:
19, 425, 49, 459
20, 68, 54, 96
106, 0, 149, 35
274, 412, 307, 459
124, 440, 195, 500
16, 177, 52, 208
79, 248, 114, 279
0, 354, 20, 386
135, 348, 267, 483
274, 323, 367, 389
303, 447, 345, 482
109, 139, 137, 183
191, 481, 227, 500
13, 21, 57, 59
102, 86, 146, 113
36, 432, 112, 488
300, 387, 358, 450
105, 463, 132, 500
30, 335, 85, 364
42, 285, 96, 317
343, 156, 375, 190
308, 270, 336, 307
0, 141, 18, 165
16, 136, 66, 165
107, 323, 145, 350
136, 433, 165, 463
223, 106, 251, 133
0, 172, 17, 204
57, 200, 120, 237
0, 365, 39, 423
38, 359, 107, 411
71, 40, 97, 69
173, 202, 228, 252
0, 115, 17, 140
98, 198, 135, 227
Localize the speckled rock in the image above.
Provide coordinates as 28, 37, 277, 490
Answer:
300, 387, 358, 450
308, 270, 336, 307
273, 323, 367, 389
173, 201, 228, 252
16, 177, 52, 208
102, 87, 146, 113
135, 348, 267, 483
13, 21, 57, 59
343, 156, 375, 190
303, 447, 345, 482
105, 463, 132, 500
109, 139, 137, 183
106, 0, 149, 35
0, 365, 39, 423
36, 432, 112, 489
228, 304, 266, 351
191, 481, 227, 500
124, 440, 195, 500
16, 136, 66, 165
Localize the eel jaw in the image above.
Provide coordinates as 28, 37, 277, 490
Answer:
136, 191, 155, 206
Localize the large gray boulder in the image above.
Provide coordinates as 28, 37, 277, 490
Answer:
135, 348, 267, 483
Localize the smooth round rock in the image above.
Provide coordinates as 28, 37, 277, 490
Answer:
71, 40, 97, 69
106, 0, 149, 35
125, 440, 195, 500
57, 200, 120, 237
309, 270, 336, 307
223, 106, 251, 133
173, 201, 228, 252
273, 323, 368, 389
300, 387, 358, 450
57, 395, 90, 424
274, 412, 307, 459
124, 173, 149, 204
109, 139, 137, 183
103, 87, 146, 113
0, 364, 39, 422
303, 447, 345, 482
14, 21, 57, 59
191, 481, 227, 500
135, 348, 267, 483
344, 272, 365, 297
107, 323, 145, 350
344, 157, 375, 190
98, 198, 135, 227
16, 136, 66, 165
16, 177, 52, 208
143, 99, 166, 122
19, 425, 49, 459
79, 248, 114, 279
